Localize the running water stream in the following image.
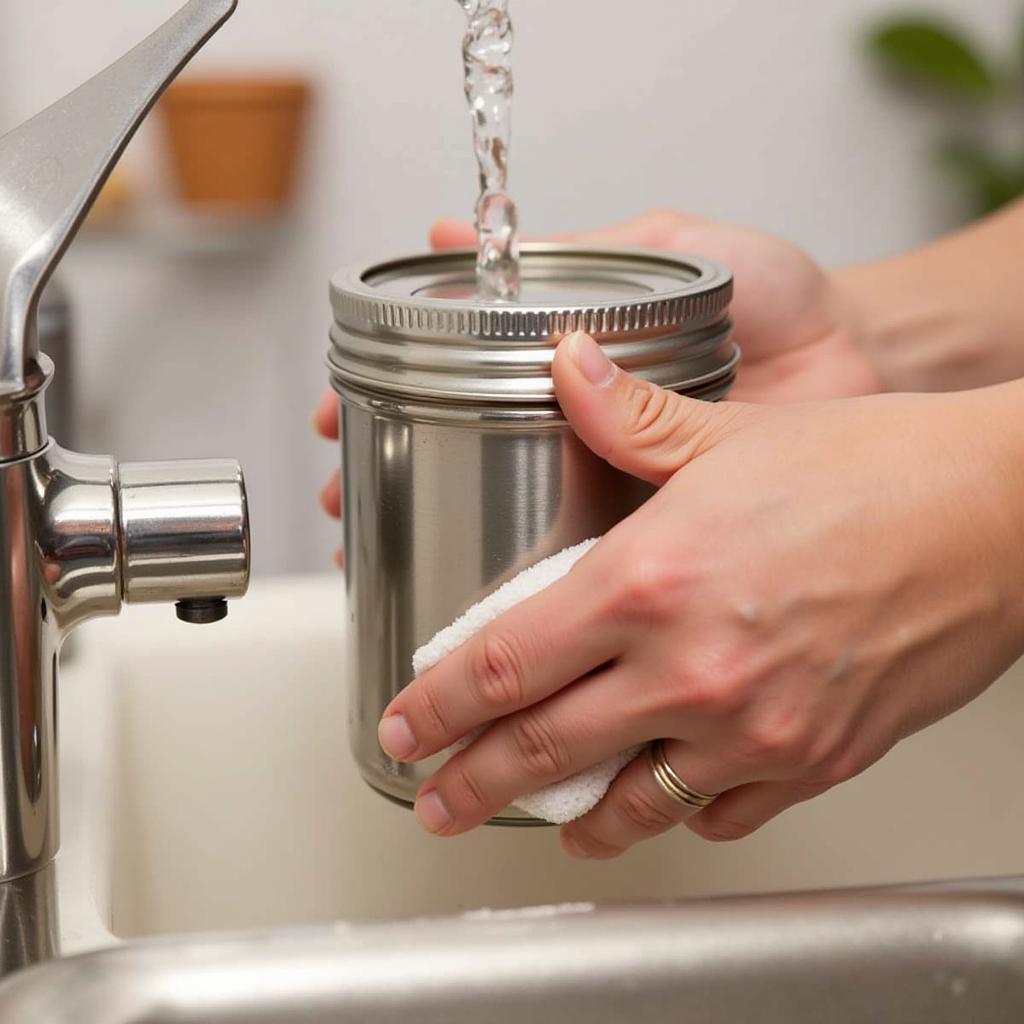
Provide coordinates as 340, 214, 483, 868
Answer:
456, 0, 521, 301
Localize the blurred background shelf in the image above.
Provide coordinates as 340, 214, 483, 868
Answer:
79, 205, 289, 257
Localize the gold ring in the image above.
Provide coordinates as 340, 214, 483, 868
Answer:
647, 740, 718, 809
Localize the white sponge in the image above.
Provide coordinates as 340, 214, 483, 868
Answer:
412, 539, 644, 825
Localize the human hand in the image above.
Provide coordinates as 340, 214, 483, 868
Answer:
312, 389, 344, 567
430, 210, 880, 403
379, 331, 1024, 857
314, 210, 875, 551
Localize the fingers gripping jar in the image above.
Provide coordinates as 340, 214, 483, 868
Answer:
329, 244, 736, 824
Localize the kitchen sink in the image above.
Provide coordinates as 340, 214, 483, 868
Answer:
0, 572, 1012, 1021
52, 573, 1024, 945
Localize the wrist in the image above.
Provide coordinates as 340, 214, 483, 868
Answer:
955, 380, 1024, 631
833, 202, 1024, 394
831, 253, 989, 394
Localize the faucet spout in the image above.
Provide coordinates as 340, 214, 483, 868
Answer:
118, 460, 250, 609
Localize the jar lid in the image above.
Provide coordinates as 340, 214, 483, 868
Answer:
329, 244, 737, 404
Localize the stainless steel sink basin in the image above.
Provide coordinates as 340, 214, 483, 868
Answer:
10, 573, 1022, 1020
53, 575, 1024, 943
2, 881, 1024, 1022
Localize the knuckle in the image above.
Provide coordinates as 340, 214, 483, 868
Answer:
818, 751, 864, 789
804, 730, 866, 788
613, 554, 687, 628
469, 630, 528, 711
623, 384, 686, 455
507, 709, 570, 779
674, 649, 754, 717
621, 380, 720, 465
619, 787, 678, 834
689, 813, 758, 844
566, 828, 624, 860
615, 561, 661, 618
414, 677, 451, 739
803, 733, 841, 776
734, 713, 810, 768
683, 676, 746, 718
638, 658, 691, 720
439, 764, 489, 822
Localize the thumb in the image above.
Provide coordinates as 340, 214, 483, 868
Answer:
552, 331, 740, 487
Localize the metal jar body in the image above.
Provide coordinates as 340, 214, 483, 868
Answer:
336, 388, 654, 822
329, 245, 737, 823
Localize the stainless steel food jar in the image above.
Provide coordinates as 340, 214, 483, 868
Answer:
329, 244, 736, 824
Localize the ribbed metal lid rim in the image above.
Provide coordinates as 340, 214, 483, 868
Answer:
330, 244, 733, 342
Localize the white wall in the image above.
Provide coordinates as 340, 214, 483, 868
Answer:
1, 0, 1018, 574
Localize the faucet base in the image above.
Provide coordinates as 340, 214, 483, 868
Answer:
0, 866, 57, 981
0, 444, 249, 886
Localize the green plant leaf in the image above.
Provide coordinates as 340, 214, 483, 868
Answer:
868, 19, 998, 98
934, 139, 1024, 215
1020, 8, 1024, 78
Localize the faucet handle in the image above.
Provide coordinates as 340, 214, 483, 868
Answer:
0, 0, 237, 399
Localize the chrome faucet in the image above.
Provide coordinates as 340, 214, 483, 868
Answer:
0, 0, 247, 889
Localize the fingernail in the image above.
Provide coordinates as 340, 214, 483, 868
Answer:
570, 332, 616, 389
415, 790, 452, 834
562, 833, 592, 859
378, 713, 417, 760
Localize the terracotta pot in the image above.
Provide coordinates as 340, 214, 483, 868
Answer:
160, 76, 311, 214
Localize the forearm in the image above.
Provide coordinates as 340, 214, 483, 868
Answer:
964, 377, 1024, 586
834, 199, 1024, 393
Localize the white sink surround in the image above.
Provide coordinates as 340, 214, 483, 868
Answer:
55, 574, 1024, 955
